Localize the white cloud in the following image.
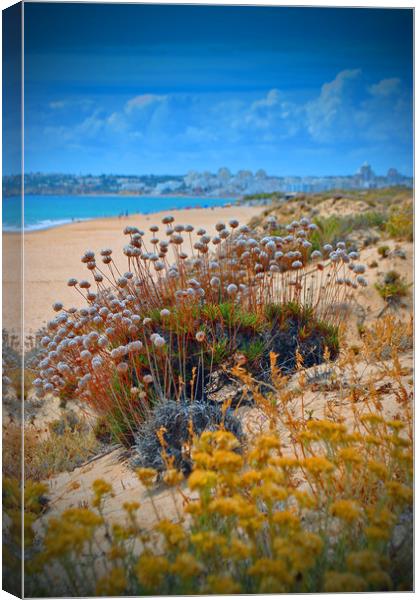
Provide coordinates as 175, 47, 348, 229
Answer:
40, 71, 411, 164
107, 111, 128, 133
125, 94, 167, 114
369, 78, 401, 97
48, 98, 95, 111
305, 69, 363, 142
229, 89, 303, 139
304, 69, 411, 145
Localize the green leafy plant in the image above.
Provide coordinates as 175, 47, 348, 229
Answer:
377, 245, 390, 259
375, 271, 409, 303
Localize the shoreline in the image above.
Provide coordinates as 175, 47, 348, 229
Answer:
3, 196, 245, 234
4, 192, 240, 198
3, 202, 249, 235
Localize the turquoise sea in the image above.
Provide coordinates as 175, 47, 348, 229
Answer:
2, 194, 235, 232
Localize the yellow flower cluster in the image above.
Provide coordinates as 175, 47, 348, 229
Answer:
42, 508, 103, 560
25, 343, 413, 597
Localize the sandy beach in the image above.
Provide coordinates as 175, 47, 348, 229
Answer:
3, 205, 264, 335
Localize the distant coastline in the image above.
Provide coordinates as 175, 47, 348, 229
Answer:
2, 194, 239, 233
23, 191, 239, 199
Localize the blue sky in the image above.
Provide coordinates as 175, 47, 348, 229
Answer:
20, 3, 413, 176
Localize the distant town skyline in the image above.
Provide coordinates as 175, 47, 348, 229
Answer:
18, 162, 412, 179
7, 4, 414, 176
4, 162, 412, 198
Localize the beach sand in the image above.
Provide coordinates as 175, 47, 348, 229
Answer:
3, 205, 265, 335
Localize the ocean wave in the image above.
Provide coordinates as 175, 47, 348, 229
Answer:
3, 218, 89, 232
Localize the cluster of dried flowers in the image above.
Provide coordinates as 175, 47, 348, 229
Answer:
34, 215, 368, 438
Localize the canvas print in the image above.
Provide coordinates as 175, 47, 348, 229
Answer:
2, 2, 413, 597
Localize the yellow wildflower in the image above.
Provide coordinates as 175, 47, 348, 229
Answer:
367, 460, 388, 480
204, 575, 241, 594
251, 481, 288, 503
274, 532, 323, 571
307, 419, 347, 440
324, 571, 368, 592
269, 456, 299, 469
295, 531, 324, 556
214, 429, 241, 449
303, 456, 335, 476
223, 538, 252, 560
190, 531, 226, 554
248, 558, 293, 585
239, 514, 265, 532
200, 429, 240, 451
163, 468, 184, 486
386, 481, 413, 504
272, 509, 300, 530
255, 433, 281, 451
92, 478, 113, 497
188, 469, 218, 491
191, 451, 214, 469
43, 509, 102, 557
330, 499, 362, 523
273, 537, 296, 560
112, 523, 137, 541
346, 550, 380, 575
365, 434, 383, 446
366, 506, 396, 529
155, 519, 186, 547
61, 507, 103, 527
216, 471, 241, 488
260, 465, 285, 484
171, 552, 202, 578
95, 566, 126, 596
342, 431, 363, 443
249, 435, 281, 464
293, 489, 317, 509
24, 481, 49, 513
393, 448, 413, 467
391, 436, 410, 448
123, 501, 140, 514
240, 469, 262, 487
136, 553, 170, 589
208, 495, 255, 518
387, 419, 405, 431
92, 479, 114, 508
297, 430, 320, 443
360, 413, 384, 426
136, 467, 157, 487
185, 500, 204, 516
212, 449, 243, 471
339, 447, 363, 464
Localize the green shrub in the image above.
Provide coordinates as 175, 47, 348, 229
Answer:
310, 212, 387, 250
377, 245, 390, 258
375, 271, 410, 303
386, 204, 413, 241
